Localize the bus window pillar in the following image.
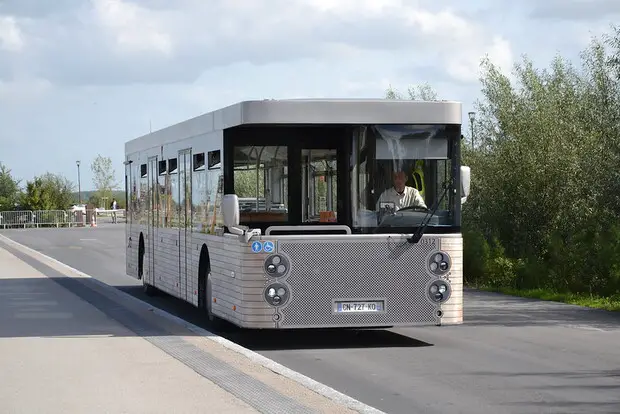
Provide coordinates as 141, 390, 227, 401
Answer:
326, 170, 333, 211
270, 166, 284, 208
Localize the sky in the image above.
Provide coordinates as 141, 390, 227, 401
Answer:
1, 0, 618, 191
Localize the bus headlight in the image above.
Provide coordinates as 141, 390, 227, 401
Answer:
264, 254, 289, 277
428, 251, 451, 275
264, 283, 289, 307
428, 280, 451, 303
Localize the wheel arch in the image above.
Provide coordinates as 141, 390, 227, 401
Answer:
138, 232, 145, 280
198, 244, 210, 309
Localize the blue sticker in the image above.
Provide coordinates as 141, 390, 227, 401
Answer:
263, 241, 274, 253
251, 241, 263, 253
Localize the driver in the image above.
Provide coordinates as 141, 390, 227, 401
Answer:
377, 170, 427, 211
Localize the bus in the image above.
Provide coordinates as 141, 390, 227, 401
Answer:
124, 98, 470, 330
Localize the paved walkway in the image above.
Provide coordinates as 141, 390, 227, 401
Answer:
0, 243, 358, 414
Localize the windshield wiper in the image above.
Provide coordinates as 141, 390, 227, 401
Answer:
407, 178, 452, 244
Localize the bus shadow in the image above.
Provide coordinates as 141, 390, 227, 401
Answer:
224, 328, 434, 351
116, 285, 433, 351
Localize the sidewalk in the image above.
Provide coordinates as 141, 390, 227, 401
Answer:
0, 244, 361, 414
0, 245, 258, 414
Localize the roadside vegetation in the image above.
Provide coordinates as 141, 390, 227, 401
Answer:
390, 25, 620, 312
0, 154, 122, 211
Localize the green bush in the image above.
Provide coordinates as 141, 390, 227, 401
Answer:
462, 228, 489, 286
393, 26, 620, 307
458, 26, 620, 304
463, 218, 620, 299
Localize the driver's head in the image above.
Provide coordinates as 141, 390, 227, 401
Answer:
392, 171, 407, 193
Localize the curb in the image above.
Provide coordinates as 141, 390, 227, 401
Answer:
0, 233, 386, 414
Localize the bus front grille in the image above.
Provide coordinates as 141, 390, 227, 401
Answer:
276, 236, 441, 328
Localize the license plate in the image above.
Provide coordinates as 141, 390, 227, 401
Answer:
335, 301, 384, 313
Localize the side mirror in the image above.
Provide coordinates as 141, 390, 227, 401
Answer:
460, 166, 471, 204
222, 194, 242, 235
222, 193, 262, 241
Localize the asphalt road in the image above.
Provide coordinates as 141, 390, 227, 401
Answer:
2, 225, 620, 414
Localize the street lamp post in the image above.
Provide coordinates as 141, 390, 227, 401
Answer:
468, 111, 476, 149
76, 160, 81, 205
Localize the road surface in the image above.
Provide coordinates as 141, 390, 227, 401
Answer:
2, 225, 619, 414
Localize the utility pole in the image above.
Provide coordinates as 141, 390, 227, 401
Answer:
76, 160, 81, 204
468, 111, 476, 149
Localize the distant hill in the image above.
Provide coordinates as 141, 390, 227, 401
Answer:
71, 190, 126, 208
71, 190, 125, 199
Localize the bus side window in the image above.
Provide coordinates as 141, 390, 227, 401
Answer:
233, 145, 288, 223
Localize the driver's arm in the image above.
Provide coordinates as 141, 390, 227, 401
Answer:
410, 188, 427, 209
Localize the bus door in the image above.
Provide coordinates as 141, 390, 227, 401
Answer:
178, 149, 192, 301
147, 156, 158, 285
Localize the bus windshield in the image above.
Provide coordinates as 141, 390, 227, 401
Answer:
351, 124, 458, 234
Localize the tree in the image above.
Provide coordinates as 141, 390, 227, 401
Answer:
0, 163, 21, 211
385, 83, 439, 100
22, 173, 75, 211
462, 26, 620, 294
91, 155, 119, 208
387, 27, 620, 296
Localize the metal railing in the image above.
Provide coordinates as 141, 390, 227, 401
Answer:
0, 209, 126, 229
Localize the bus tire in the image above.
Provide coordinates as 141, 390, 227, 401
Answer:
139, 232, 156, 296
143, 279, 157, 296
199, 245, 226, 331
138, 233, 144, 280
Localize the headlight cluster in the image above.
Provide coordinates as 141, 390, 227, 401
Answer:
263, 255, 291, 307
428, 251, 451, 275
264, 283, 289, 306
264, 254, 289, 277
428, 280, 451, 303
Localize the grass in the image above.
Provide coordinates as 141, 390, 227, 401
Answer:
472, 285, 620, 312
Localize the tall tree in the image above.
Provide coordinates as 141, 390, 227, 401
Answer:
386, 28, 620, 296
0, 163, 21, 211
22, 173, 75, 211
463, 26, 620, 294
91, 155, 119, 208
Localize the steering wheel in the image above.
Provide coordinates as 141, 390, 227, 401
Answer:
396, 205, 430, 213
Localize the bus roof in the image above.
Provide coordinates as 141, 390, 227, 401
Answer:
125, 98, 462, 154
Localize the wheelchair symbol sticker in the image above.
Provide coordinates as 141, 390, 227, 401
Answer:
263, 241, 274, 253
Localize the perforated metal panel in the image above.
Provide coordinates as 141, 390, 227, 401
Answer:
276, 236, 442, 328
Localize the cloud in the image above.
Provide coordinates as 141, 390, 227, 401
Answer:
530, 0, 620, 21
3, 0, 618, 191
0, 0, 513, 86
0, 15, 23, 51
529, 0, 620, 21
92, 0, 173, 55
0, 77, 52, 102
0, 0, 83, 18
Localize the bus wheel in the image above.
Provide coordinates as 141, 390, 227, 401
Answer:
139, 233, 156, 296
138, 233, 144, 280
143, 280, 157, 296
199, 245, 226, 331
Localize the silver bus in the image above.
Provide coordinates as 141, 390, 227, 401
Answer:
124, 99, 470, 330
